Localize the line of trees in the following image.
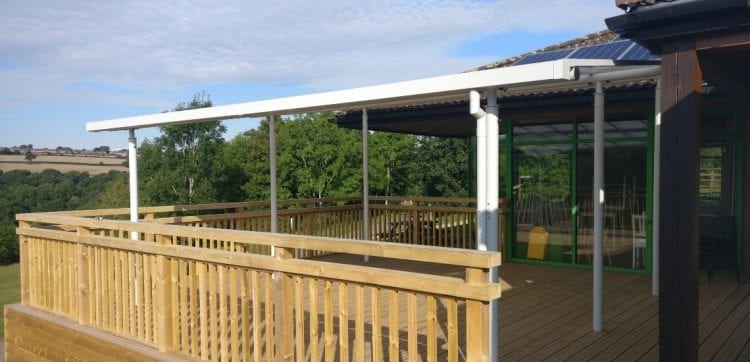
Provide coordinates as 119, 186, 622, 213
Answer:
0, 92, 471, 264
102, 92, 470, 208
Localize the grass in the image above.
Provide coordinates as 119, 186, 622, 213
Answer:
0, 263, 20, 338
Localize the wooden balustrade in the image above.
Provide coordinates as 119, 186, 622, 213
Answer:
16, 211, 501, 361
49, 197, 507, 255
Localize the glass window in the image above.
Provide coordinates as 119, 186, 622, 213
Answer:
576, 141, 647, 269
577, 119, 647, 140
513, 120, 573, 142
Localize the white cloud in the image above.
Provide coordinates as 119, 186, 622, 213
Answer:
0, 0, 620, 109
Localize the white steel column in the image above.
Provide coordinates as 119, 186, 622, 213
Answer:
652, 79, 661, 296
485, 88, 500, 362
362, 109, 370, 263
269, 115, 278, 257
128, 129, 139, 240
470, 89, 499, 361
593, 81, 605, 332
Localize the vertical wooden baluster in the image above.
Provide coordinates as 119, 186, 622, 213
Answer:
389, 290, 399, 361
76, 226, 91, 326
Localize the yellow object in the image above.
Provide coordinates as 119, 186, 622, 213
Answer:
527, 226, 549, 260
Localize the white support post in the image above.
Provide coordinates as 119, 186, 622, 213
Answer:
485, 88, 500, 362
362, 109, 370, 263
128, 129, 139, 240
470, 89, 499, 361
593, 81, 605, 332
652, 79, 661, 296
269, 115, 278, 257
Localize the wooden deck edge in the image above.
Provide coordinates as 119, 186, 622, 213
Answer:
3, 304, 186, 361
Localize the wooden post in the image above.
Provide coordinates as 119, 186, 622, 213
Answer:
465, 267, 490, 361
18, 220, 31, 305
234, 207, 245, 230
306, 201, 316, 236
76, 226, 91, 325
155, 235, 174, 352
412, 202, 420, 244
274, 247, 294, 361
659, 44, 701, 361
143, 213, 154, 242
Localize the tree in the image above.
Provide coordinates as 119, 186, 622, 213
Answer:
278, 113, 362, 199
409, 136, 470, 197
138, 92, 229, 205
93, 146, 111, 154
224, 119, 274, 200
369, 132, 415, 196
24, 151, 36, 163
0, 224, 19, 265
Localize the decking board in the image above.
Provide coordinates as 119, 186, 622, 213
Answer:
316, 255, 748, 361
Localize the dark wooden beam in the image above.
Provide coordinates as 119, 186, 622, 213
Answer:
659, 45, 702, 361
696, 28, 750, 51
745, 102, 750, 271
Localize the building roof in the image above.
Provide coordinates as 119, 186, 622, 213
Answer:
476, 30, 618, 71
335, 30, 660, 137
88, 58, 625, 132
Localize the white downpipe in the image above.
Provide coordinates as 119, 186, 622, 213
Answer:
485, 88, 500, 362
652, 79, 661, 296
269, 115, 277, 257
128, 129, 139, 241
472, 90, 488, 254
362, 109, 370, 263
593, 81, 605, 332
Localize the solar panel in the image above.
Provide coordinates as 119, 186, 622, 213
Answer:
513, 48, 576, 66
572, 40, 632, 59
621, 43, 660, 62
512, 39, 659, 66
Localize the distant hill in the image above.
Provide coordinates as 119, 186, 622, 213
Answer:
0, 155, 127, 175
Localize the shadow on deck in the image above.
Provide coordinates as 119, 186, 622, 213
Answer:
318, 254, 750, 361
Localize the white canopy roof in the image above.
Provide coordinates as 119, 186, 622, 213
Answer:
86, 59, 659, 132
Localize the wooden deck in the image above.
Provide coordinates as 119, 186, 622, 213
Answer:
319, 255, 750, 361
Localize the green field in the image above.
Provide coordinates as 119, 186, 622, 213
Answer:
0, 264, 20, 337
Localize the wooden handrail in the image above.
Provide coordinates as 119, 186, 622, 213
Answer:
47, 196, 505, 219
16, 213, 501, 269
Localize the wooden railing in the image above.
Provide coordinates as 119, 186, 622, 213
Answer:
15, 210, 502, 361
52, 196, 508, 255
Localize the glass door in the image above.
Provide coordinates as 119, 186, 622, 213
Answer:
513, 144, 573, 263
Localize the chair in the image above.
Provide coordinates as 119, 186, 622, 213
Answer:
631, 212, 647, 268
527, 226, 549, 260
701, 215, 740, 283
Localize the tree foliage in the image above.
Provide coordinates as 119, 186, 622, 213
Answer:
1, 91, 475, 265
138, 92, 229, 205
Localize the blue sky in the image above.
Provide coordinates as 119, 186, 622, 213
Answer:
0, 1, 621, 150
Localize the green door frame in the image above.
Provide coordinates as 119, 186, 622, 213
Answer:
505, 116, 652, 274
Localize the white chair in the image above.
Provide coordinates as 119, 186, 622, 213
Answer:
632, 212, 647, 268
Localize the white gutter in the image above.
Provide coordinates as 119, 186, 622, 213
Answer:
574, 65, 661, 83
87, 59, 616, 132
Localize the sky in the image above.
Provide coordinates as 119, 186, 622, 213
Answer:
0, 1, 622, 150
